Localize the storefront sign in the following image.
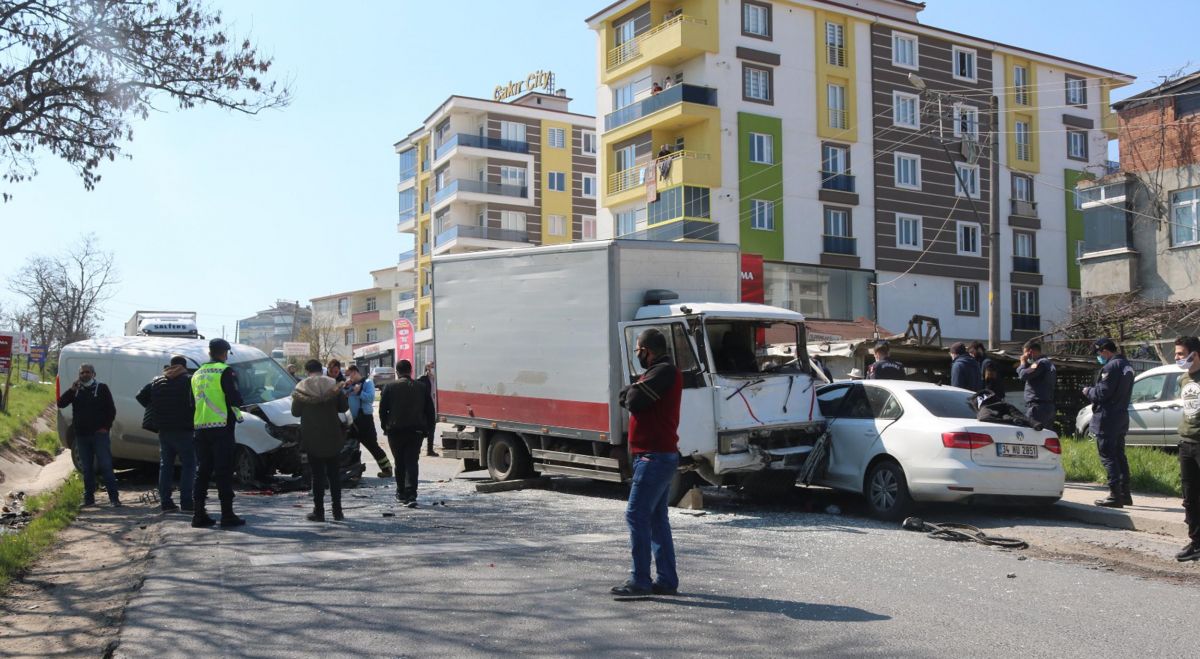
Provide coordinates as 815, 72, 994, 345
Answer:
394, 318, 415, 368
282, 341, 309, 357
740, 253, 764, 304
494, 69, 556, 101
0, 333, 11, 370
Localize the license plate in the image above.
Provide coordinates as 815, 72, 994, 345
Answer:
996, 443, 1038, 458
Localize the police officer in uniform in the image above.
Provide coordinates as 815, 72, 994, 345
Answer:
1083, 338, 1136, 508
1017, 340, 1056, 427
191, 338, 247, 528
866, 342, 906, 380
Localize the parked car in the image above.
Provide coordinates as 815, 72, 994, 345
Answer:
1075, 363, 1186, 446
370, 366, 397, 387
813, 380, 1064, 520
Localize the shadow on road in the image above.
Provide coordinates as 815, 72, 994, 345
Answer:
640, 593, 891, 622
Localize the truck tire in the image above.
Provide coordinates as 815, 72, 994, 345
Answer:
668, 470, 700, 507
462, 459, 482, 473
864, 459, 913, 521
487, 433, 533, 482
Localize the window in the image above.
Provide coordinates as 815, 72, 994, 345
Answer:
749, 132, 774, 164
1012, 174, 1033, 202
1013, 65, 1029, 105
953, 105, 979, 140
616, 210, 641, 236
955, 282, 979, 315
896, 214, 922, 250
1171, 187, 1200, 246
957, 222, 981, 256
582, 215, 597, 240
1066, 75, 1087, 107
499, 210, 526, 231
582, 131, 597, 155
827, 83, 847, 129
742, 1, 771, 38
892, 32, 918, 70
892, 91, 919, 129
825, 22, 845, 67
824, 207, 849, 237
499, 120, 526, 143
952, 46, 977, 82
894, 152, 921, 190
365, 296, 377, 312
822, 144, 848, 174
1014, 231, 1035, 258
1075, 240, 1085, 262
548, 171, 566, 192
337, 298, 349, 316
365, 328, 378, 343
500, 166, 527, 188
398, 149, 417, 180
344, 329, 355, 345
1067, 129, 1088, 160
548, 214, 567, 236
955, 163, 980, 199
743, 64, 772, 103
1131, 375, 1169, 404
751, 199, 775, 230
1015, 119, 1032, 161
582, 174, 597, 198
1013, 287, 1039, 319
548, 127, 565, 149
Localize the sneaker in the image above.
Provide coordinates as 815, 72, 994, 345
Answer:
1176, 542, 1200, 562
191, 514, 217, 528
219, 515, 246, 528
378, 468, 393, 478
610, 583, 652, 598
160, 503, 179, 513
405, 499, 418, 509
395, 493, 407, 503
305, 511, 325, 522
1093, 496, 1124, 508
651, 583, 679, 596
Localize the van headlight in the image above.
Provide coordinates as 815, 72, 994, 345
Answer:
719, 432, 751, 454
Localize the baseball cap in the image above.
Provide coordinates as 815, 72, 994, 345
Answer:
1093, 338, 1118, 353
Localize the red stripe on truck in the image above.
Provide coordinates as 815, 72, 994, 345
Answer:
437, 390, 610, 432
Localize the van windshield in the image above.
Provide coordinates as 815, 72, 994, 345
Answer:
705, 319, 810, 375
229, 358, 297, 405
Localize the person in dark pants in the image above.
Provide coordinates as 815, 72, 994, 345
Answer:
379, 359, 434, 507
418, 362, 438, 456
1017, 340, 1056, 427
191, 338, 246, 528
1083, 338, 1136, 508
344, 365, 392, 477
611, 328, 683, 599
57, 363, 120, 507
866, 342, 905, 380
292, 360, 350, 522
949, 342, 982, 391
1173, 335, 1200, 561
136, 355, 195, 513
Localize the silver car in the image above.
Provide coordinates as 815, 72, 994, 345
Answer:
370, 366, 397, 387
1075, 364, 1187, 446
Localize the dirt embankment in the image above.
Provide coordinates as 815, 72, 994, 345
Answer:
0, 406, 58, 491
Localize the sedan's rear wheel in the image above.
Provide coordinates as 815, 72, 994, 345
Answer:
865, 459, 912, 521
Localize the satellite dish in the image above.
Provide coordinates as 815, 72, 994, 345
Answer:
961, 138, 982, 165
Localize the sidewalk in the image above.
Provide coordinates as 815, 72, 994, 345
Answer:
1055, 482, 1189, 539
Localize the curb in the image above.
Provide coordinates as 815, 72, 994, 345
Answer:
1052, 500, 1189, 539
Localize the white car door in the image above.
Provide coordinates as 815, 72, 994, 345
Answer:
618, 319, 712, 458
1127, 373, 1169, 447
818, 384, 881, 491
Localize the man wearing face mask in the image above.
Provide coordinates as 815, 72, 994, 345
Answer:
1082, 338, 1136, 508
1173, 336, 1200, 561
136, 356, 196, 513
57, 364, 120, 507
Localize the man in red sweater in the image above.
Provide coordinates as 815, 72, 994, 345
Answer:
612, 328, 683, 598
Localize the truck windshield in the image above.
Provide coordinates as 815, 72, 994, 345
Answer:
705, 320, 810, 375
229, 358, 297, 405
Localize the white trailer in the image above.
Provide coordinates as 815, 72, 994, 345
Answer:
434, 240, 825, 498
124, 311, 200, 338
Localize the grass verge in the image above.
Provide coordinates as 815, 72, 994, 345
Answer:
0, 473, 83, 590
0, 382, 56, 448
34, 430, 61, 456
1061, 437, 1181, 497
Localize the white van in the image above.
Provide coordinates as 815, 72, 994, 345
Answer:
57, 336, 306, 483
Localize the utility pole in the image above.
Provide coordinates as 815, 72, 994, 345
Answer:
987, 94, 1001, 350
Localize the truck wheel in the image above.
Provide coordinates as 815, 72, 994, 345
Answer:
487, 433, 532, 482
864, 459, 913, 521
462, 459, 482, 473
234, 446, 263, 487
668, 471, 700, 507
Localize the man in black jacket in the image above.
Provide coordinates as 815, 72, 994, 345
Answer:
379, 359, 434, 507
418, 362, 438, 456
1017, 340, 1056, 427
57, 363, 120, 507
1084, 338, 1136, 508
137, 355, 195, 513
949, 342, 982, 391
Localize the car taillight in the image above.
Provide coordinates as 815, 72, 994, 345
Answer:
55, 375, 60, 400
942, 432, 994, 449
1044, 437, 1062, 454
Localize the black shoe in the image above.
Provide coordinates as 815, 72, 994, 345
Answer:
332, 508, 344, 521
306, 511, 325, 522
395, 493, 407, 503
426, 450, 440, 457
611, 583, 652, 598
1121, 491, 1134, 506
219, 515, 246, 528
1176, 542, 1200, 562
191, 514, 217, 528
405, 499, 418, 509
651, 583, 678, 596
161, 503, 179, 513
378, 468, 393, 478
1094, 496, 1124, 508
110, 499, 123, 508
82, 498, 96, 508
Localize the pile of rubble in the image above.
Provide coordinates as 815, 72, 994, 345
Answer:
1, 490, 33, 535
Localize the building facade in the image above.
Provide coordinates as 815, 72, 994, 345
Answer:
587, 0, 1131, 342
236, 301, 312, 354
394, 91, 598, 363
310, 267, 415, 366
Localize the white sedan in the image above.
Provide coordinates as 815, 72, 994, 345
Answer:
814, 380, 1064, 519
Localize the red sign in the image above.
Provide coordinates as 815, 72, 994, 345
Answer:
0, 334, 11, 370
740, 253, 764, 304
393, 318, 415, 368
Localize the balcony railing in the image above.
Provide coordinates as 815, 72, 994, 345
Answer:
436, 224, 529, 247
421, 200, 430, 214
398, 249, 415, 263
434, 179, 528, 205
1016, 142, 1032, 162
398, 291, 416, 302
1013, 256, 1040, 274
1010, 199, 1038, 218
827, 44, 846, 68
398, 207, 416, 224
435, 133, 530, 160
604, 83, 718, 132
820, 171, 855, 193
1012, 313, 1041, 331
620, 219, 719, 242
828, 107, 848, 129
823, 235, 857, 256
399, 168, 416, 185
606, 14, 708, 70
608, 150, 711, 196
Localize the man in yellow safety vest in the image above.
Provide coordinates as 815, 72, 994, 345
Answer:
191, 338, 247, 528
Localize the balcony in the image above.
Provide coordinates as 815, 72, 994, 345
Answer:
397, 207, 416, 232
820, 172, 855, 193
620, 219, 719, 242
828, 108, 848, 130
1079, 247, 1138, 298
1013, 255, 1040, 274
434, 133, 529, 161
603, 84, 718, 137
606, 151, 719, 205
1012, 314, 1041, 332
352, 309, 380, 324
399, 168, 416, 187
603, 14, 716, 83
1010, 199, 1038, 218
822, 235, 857, 256
433, 179, 529, 207
435, 224, 529, 250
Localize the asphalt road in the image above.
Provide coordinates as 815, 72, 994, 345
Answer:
110, 446, 1200, 659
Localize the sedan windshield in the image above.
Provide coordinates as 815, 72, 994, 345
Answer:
229, 358, 297, 405
705, 320, 810, 375
908, 389, 977, 419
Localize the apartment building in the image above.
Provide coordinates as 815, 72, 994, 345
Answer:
587, 0, 1131, 342
236, 300, 312, 354
394, 90, 598, 364
310, 267, 415, 367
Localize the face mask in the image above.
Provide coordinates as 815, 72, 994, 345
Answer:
1178, 358, 1194, 369
637, 352, 651, 369
1096, 355, 1108, 365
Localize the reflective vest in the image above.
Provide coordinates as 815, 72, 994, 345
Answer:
192, 362, 242, 429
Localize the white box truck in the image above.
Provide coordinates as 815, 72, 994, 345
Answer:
434, 240, 825, 499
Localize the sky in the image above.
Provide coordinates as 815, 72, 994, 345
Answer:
1, 0, 1195, 341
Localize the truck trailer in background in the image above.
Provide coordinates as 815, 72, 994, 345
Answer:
124, 311, 200, 339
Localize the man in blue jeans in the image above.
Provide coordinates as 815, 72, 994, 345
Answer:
137, 355, 196, 513
57, 363, 120, 507
612, 328, 683, 598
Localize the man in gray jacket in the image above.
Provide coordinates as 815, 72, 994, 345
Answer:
291, 360, 350, 522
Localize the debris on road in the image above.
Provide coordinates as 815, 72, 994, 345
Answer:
1, 491, 33, 534
475, 478, 550, 494
902, 517, 1029, 550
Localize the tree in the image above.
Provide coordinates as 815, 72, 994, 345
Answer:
0, 0, 291, 197
298, 313, 340, 365
10, 233, 117, 348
